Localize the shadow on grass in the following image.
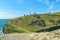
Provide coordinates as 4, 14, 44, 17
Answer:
36, 26, 60, 32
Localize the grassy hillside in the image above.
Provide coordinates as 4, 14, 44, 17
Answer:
3, 12, 60, 34
53, 12, 60, 15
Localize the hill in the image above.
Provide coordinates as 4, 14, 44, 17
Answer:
53, 12, 60, 15
3, 12, 60, 34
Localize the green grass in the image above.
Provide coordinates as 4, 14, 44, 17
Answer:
3, 12, 60, 33
53, 12, 60, 15
4, 23, 27, 34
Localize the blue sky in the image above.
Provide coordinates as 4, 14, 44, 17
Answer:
0, 0, 60, 19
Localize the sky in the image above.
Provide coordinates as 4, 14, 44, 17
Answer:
0, 0, 60, 19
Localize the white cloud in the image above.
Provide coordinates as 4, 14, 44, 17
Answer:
0, 12, 22, 19
37, 0, 59, 10
48, 1, 54, 9
48, 6, 53, 9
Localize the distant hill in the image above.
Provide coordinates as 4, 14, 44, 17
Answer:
53, 12, 60, 15
3, 12, 60, 34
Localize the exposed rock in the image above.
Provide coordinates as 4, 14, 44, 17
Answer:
49, 19, 58, 25
30, 20, 46, 27
0, 32, 60, 40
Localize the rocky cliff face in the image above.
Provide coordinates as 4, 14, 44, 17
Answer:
0, 32, 60, 40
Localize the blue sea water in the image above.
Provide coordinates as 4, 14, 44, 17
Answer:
0, 19, 10, 31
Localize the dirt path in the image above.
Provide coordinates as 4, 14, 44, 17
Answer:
8, 22, 30, 32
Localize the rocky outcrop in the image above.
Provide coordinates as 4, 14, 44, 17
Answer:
30, 20, 46, 27
0, 32, 60, 40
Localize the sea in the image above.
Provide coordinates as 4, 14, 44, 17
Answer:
0, 19, 10, 34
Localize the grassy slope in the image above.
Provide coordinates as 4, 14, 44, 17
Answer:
4, 12, 60, 33
54, 12, 60, 15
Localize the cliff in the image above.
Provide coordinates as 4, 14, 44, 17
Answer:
3, 12, 60, 33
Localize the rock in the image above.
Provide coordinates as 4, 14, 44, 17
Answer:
0, 32, 60, 40
30, 20, 46, 27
